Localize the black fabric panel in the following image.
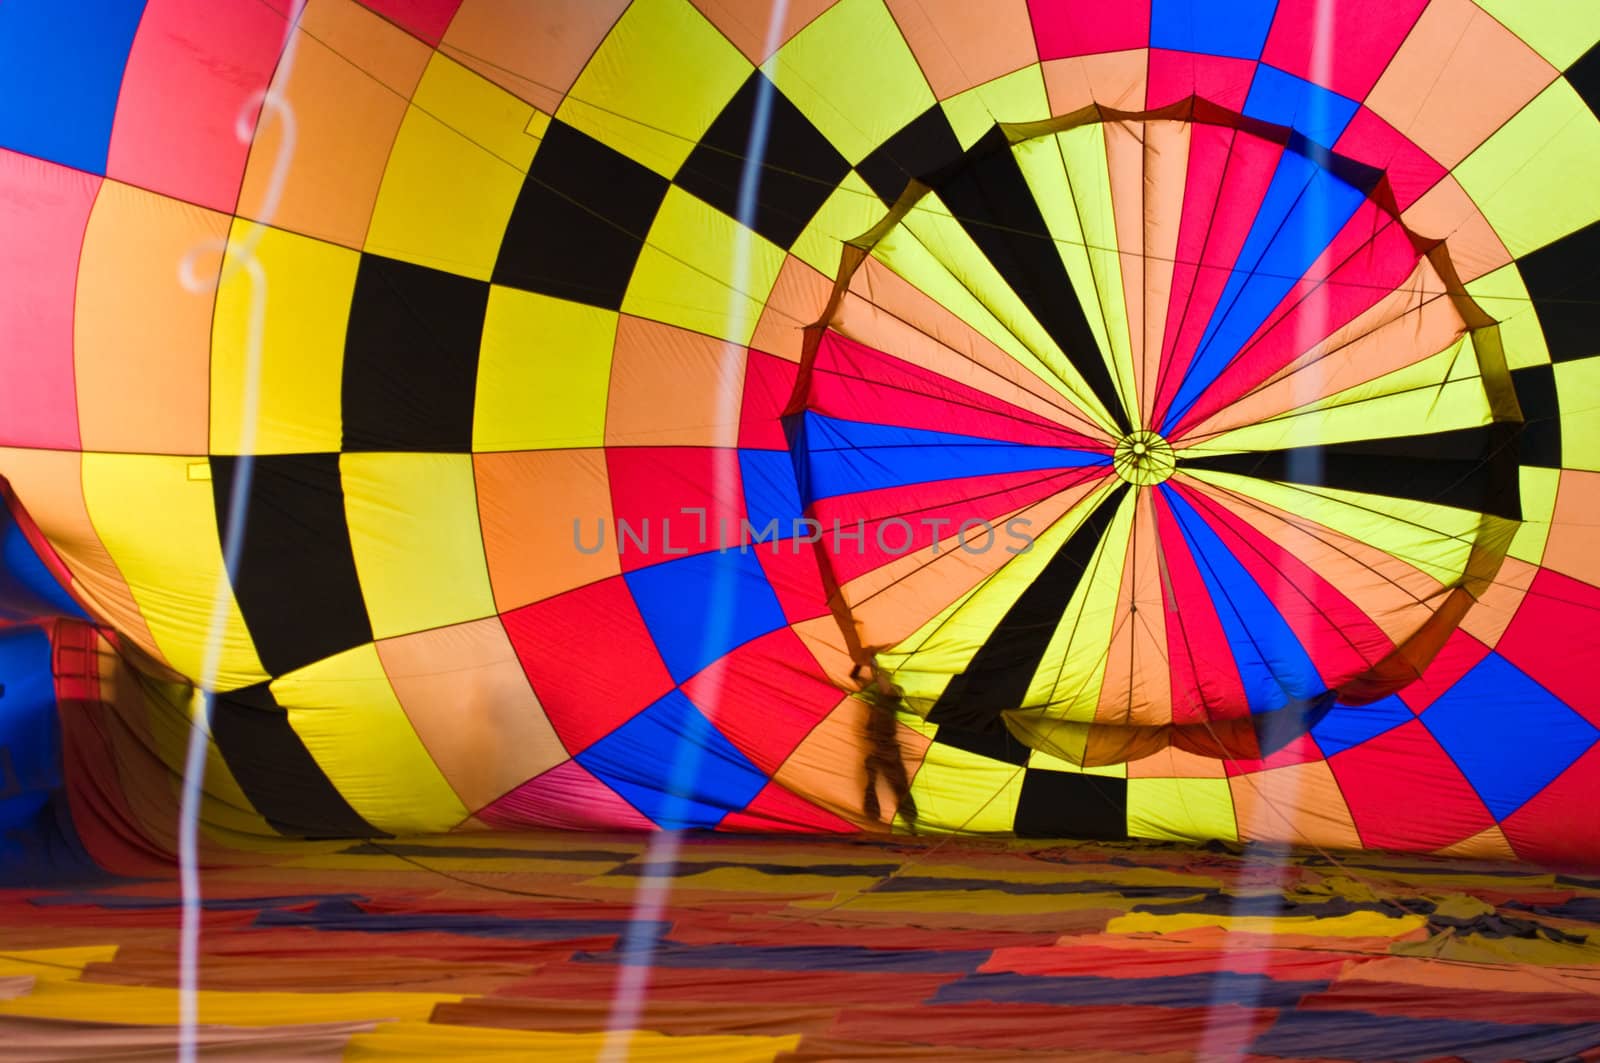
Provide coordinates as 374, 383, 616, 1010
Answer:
675, 72, 851, 248
1569, 42, 1600, 119
1512, 363, 1561, 468
929, 484, 1129, 728
1515, 217, 1600, 364
1014, 769, 1129, 840
933, 128, 1132, 433
855, 104, 965, 205
1178, 425, 1522, 521
211, 455, 372, 677
493, 119, 669, 308
933, 723, 1033, 766
343, 255, 488, 452
210, 683, 385, 839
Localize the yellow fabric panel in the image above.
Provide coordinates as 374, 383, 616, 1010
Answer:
346, 1022, 801, 1062
0, 979, 454, 1025
790, 171, 888, 278
903, 742, 1024, 834
210, 222, 356, 455
1023, 487, 1135, 719
940, 64, 1051, 149
879, 480, 1123, 715
1465, 264, 1549, 369
81, 453, 266, 689
1127, 778, 1238, 843
1108, 910, 1428, 938
141, 680, 280, 845
365, 55, 535, 279
1509, 466, 1559, 565
341, 452, 496, 639
1471, 0, 1600, 68
273, 643, 470, 834
1194, 357, 1496, 455
769, 0, 936, 164
473, 288, 618, 451
1556, 357, 1600, 472
0, 947, 117, 981
1012, 131, 1134, 420
874, 194, 1120, 431
556, 0, 751, 178
1454, 79, 1600, 258
622, 186, 786, 345
1182, 471, 1480, 588
1027, 747, 1126, 778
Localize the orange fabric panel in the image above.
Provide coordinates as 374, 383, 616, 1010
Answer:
474, 449, 619, 611
606, 316, 747, 448
882, 0, 1038, 100
442, 0, 630, 113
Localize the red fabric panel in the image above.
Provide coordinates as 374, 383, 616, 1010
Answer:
501, 575, 674, 753
1496, 569, 1600, 728
1152, 128, 1284, 428
476, 759, 656, 830
1396, 630, 1488, 713
756, 545, 832, 623
608, 447, 748, 570
1298, 982, 1600, 1024
0, 150, 95, 450
808, 331, 1105, 449
1502, 742, 1600, 869
357, 0, 463, 45
1028, 1, 1149, 60
817, 466, 1106, 584
1146, 48, 1257, 111
1170, 201, 1424, 439
1334, 108, 1446, 210
1329, 718, 1495, 850
500, 962, 961, 1004
682, 627, 844, 775
1260, 0, 1431, 102
1153, 488, 1251, 724
105, 0, 286, 213
740, 350, 798, 450
719, 781, 857, 832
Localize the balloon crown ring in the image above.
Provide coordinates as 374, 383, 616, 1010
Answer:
1113, 430, 1176, 486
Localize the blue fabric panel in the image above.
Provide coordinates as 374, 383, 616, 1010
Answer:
1162, 150, 1365, 430
1150, 0, 1279, 60
1, 509, 86, 621
739, 449, 804, 543
625, 548, 787, 682
578, 940, 991, 973
1249, 1009, 1600, 1063
1422, 654, 1598, 820
0, 0, 147, 174
1244, 63, 1360, 146
578, 689, 768, 829
801, 412, 1108, 501
257, 898, 670, 941
1160, 486, 1325, 713
0, 625, 61, 834
1311, 694, 1415, 757
934, 970, 1328, 1008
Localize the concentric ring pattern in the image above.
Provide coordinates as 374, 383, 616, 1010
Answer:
0, 0, 1598, 865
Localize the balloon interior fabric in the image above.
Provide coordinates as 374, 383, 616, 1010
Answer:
1, 0, 1600, 872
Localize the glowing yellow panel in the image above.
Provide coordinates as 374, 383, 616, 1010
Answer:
211, 222, 355, 455
903, 742, 1024, 834
1454, 79, 1600, 258
342, 452, 495, 639
941, 64, 1050, 149
1128, 777, 1238, 843
557, 0, 751, 177
365, 56, 536, 279
1509, 466, 1559, 565
1557, 357, 1600, 472
790, 170, 888, 278
473, 287, 618, 451
1027, 746, 1127, 778
0, 979, 455, 1025
770, 0, 937, 164
81, 453, 266, 689
622, 186, 786, 345
273, 643, 470, 834
347, 1022, 802, 1062
1471, 0, 1600, 68
1466, 264, 1549, 369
